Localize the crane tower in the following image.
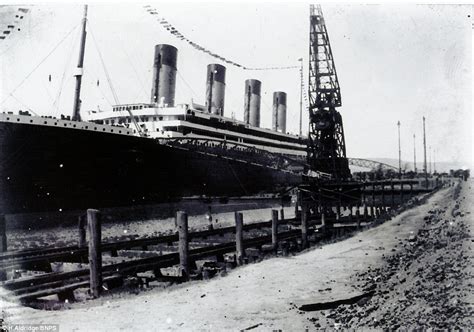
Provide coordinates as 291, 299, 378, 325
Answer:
307, 5, 350, 181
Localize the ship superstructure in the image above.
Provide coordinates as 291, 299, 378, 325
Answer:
0, 8, 309, 215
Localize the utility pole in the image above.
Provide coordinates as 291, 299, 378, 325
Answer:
397, 121, 401, 178
433, 148, 436, 174
72, 5, 88, 122
429, 146, 432, 174
423, 116, 428, 187
413, 133, 417, 173
298, 58, 303, 137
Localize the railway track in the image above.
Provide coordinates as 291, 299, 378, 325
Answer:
0, 213, 371, 304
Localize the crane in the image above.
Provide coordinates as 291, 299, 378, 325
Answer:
306, 4, 350, 182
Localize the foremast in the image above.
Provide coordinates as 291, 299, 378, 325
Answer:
72, 5, 88, 122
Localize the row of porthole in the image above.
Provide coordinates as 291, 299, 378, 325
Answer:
5, 116, 129, 135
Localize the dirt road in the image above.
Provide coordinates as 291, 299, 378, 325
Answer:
2, 180, 472, 331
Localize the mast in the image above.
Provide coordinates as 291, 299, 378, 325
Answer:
72, 5, 88, 122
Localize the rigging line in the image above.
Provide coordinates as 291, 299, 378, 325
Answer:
144, 5, 300, 72
86, 21, 120, 105
96, 83, 114, 107
82, 67, 114, 107
117, 34, 148, 100
8, 93, 38, 116
0, 23, 80, 107
53, 24, 81, 115
176, 70, 197, 99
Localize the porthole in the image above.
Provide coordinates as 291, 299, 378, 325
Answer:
94, 127, 97, 130
64, 124, 67, 127
6, 117, 10, 120
85, 126, 88, 129
111, 129, 114, 133
119, 131, 122, 134
30, 120, 33, 123
73, 124, 76, 128
102, 128, 105, 131
17, 118, 20, 122
44, 121, 47, 124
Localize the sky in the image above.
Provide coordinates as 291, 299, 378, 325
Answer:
0, 3, 472, 169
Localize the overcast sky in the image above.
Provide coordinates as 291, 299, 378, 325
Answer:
1, 3, 472, 168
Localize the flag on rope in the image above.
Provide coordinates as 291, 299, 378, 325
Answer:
144, 5, 301, 72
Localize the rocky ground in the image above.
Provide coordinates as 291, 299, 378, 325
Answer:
2, 179, 472, 331
305, 180, 473, 329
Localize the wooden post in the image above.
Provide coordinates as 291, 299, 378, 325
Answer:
355, 209, 361, 229
280, 208, 285, 221
363, 204, 368, 220
301, 205, 309, 249
371, 183, 375, 210
87, 209, 102, 298
271, 209, 279, 252
391, 180, 395, 207
410, 183, 414, 198
400, 182, 404, 204
0, 215, 6, 253
177, 211, 189, 279
235, 212, 245, 265
78, 215, 86, 248
381, 181, 385, 208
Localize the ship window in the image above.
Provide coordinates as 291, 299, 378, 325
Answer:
73, 124, 76, 128
17, 118, 20, 122
64, 123, 67, 127
153, 117, 157, 121
159, 116, 163, 120
111, 129, 114, 133
30, 119, 33, 123
119, 130, 122, 133
94, 127, 97, 130
44, 121, 47, 124
6, 117, 9, 120
103, 128, 106, 131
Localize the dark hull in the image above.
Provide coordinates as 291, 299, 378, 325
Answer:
0, 121, 302, 215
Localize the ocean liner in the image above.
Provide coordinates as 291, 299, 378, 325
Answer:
0, 6, 310, 215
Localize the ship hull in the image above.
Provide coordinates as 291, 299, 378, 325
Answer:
0, 121, 302, 215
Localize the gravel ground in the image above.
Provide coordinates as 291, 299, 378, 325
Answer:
1, 179, 471, 331
306, 179, 473, 329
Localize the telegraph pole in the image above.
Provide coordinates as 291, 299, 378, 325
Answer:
429, 146, 432, 174
298, 58, 303, 137
397, 121, 401, 178
423, 116, 428, 187
413, 133, 417, 173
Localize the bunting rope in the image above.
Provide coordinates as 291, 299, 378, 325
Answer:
143, 5, 299, 71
